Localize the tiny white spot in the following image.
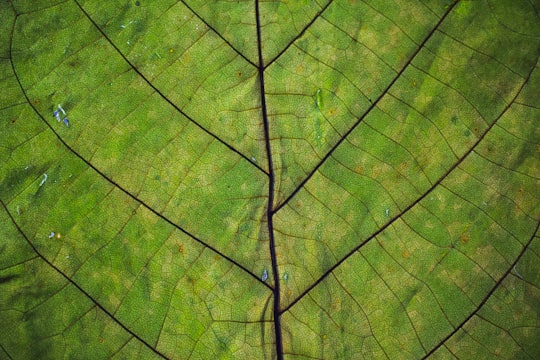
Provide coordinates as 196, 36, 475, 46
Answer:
120, 20, 133, 29
66, 255, 70, 259
513, 265, 523, 280
39, 173, 48, 187
251, 156, 256, 162
261, 269, 268, 282
25, 165, 29, 170
316, 88, 322, 109
16, 206, 21, 216
48, 231, 55, 239
385, 208, 389, 217
57, 104, 66, 115
283, 272, 288, 281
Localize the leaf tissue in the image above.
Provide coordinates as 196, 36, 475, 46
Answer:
1, 0, 539, 359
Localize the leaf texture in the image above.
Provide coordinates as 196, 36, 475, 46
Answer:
1, 0, 539, 359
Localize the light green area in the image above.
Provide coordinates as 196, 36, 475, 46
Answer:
0, 206, 163, 360
434, 231, 540, 359
266, 0, 442, 204
185, 0, 329, 64
1, 0, 539, 359
66, 0, 267, 171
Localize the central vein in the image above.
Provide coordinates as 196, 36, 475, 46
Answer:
254, 1, 283, 358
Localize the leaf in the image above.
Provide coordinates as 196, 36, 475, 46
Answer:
1, 0, 539, 358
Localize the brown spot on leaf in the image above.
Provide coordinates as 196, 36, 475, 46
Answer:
398, 162, 408, 173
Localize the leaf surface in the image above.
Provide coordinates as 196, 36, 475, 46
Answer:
1, 0, 539, 359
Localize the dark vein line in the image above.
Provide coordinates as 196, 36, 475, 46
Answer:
22, 281, 70, 319
179, 0, 257, 67
0, 256, 40, 272
0, 200, 169, 360
8, 0, 271, 315
14, 0, 266, 280
0, 101, 26, 111
254, 1, 283, 358
331, 272, 390, 359
274, 0, 460, 213
110, 336, 136, 358
474, 147, 540, 181
46, 187, 118, 278
422, 221, 540, 359
367, 2, 424, 47
361, 252, 426, 353
528, 0, 540, 17
0, 343, 14, 360
372, 221, 455, 329
475, 313, 534, 359
458, 326, 497, 357
280, 31, 538, 315
14, 72, 270, 284
73, 0, 268, 176
264, 0, 334, 69
438, 29, 523, 78
487, 0, 540, 38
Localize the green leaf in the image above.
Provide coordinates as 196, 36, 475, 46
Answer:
1, 0, 539, 358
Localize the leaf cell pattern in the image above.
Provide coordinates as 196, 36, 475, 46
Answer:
1, 0, 539, 359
